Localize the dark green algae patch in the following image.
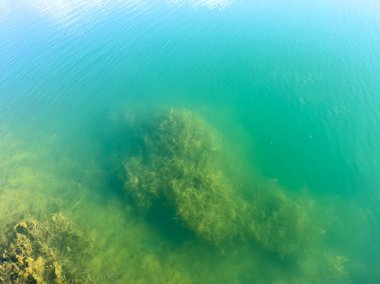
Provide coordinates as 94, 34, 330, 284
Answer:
0, 109, 351, 283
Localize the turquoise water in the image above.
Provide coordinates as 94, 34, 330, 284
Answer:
1, 1, 380, 283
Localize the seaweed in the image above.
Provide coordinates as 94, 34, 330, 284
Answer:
123, 108, 322, 257
121, 107, 354, 284
0, 213, 93, 283
245, 184, 317, 258
124, 108, 243, 246
0, 111, 353, 283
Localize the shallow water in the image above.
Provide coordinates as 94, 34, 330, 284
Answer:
1, 1, 380, 283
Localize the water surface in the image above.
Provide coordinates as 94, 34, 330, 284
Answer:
1, 1, 380, 283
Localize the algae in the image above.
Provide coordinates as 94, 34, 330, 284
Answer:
0, 126, 95, 283
122, 108, 324, 259
0, 214, 93, 284
245, 184, 317, 257
124, 108, 244, 246
0, 111, 353, 283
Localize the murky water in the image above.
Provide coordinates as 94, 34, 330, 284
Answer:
1, 1, 380, 283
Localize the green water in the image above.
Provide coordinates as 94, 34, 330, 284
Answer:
1, 1, 380, 283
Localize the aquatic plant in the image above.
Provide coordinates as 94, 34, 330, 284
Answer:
122, 108, 332, 263
325, 255, 349, 280
0, 114, 352, 283
0, 213, 93, 283
245, 184, 316, 257
124, 108, 243, 245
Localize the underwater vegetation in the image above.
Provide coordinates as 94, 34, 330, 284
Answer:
119, 107, 353, 283
124, 108, 244, 246
0, 126, 96, 283
244, 182, 319, 258
0, 214, 93, 284
0, 112, 354, 283
123, 108, 324, 258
